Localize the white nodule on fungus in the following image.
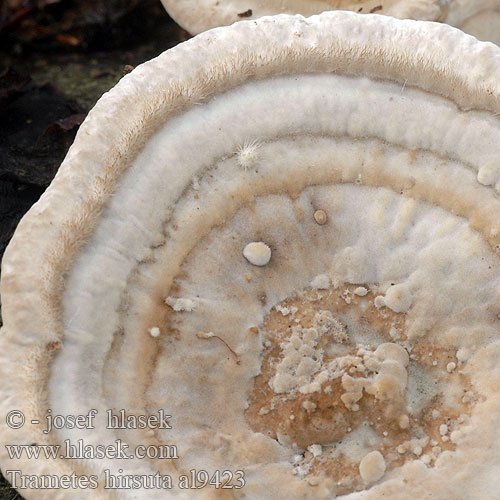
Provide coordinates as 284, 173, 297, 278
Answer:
354, 286, 368, 296
308, 444, 323, 457
165, 296, 197, 311
197, 331, 215, 339
383, 283, 413, 313
2, 11, 500, 500
477, 164, 499, 186
399, 414, 410, 429
359, 450, 386, 483
375, 342, 410, 367
149, 326, 160, 338
243, 241, 271, 266
456, 348, 471, 363
313, 209, 328, 225
310, 274, 331, 289
413, 445, 423, 456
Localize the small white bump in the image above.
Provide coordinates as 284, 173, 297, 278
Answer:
477, 164, 498, 186
456, 348, 471, 363
243, 242, 271, 266
149, 327, 160, 338
313, 209, 328, 225
384, 283, 412, 313
359, 451, 386, 483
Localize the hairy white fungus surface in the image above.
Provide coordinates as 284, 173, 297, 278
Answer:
2, 10, 500, 500
236, 140, 261, 170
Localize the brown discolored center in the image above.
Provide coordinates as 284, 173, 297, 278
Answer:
245, 284, 475, 495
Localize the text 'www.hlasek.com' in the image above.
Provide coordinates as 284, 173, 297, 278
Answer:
3, 409, 246, 490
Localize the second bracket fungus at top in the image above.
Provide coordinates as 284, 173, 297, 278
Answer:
161, 0, 447, 34
2, 10, 500, 500
162, 0, 500, 47
444, 0, 500, 46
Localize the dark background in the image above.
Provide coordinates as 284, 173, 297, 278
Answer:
0, 1, 187, 497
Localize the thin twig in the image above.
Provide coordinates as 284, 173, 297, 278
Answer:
197, 332, 240, 364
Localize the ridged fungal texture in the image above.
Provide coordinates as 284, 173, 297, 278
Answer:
2, 11, 500, 500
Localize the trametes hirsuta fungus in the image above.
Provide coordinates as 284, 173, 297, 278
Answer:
2, 10, 500, 500
444, 0, 500, 45
161, 0, 447, 34
161, 0, 500, 47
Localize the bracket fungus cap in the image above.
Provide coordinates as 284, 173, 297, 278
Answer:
2, 10, 500, 500
161, 0, 447, 34
445, 0, 500, 45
